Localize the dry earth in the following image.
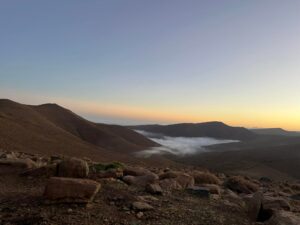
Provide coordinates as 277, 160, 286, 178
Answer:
1, 150, 299, 225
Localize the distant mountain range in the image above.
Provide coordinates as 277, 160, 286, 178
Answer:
129, 122, 257, 141
2, 98, 300, 171
0, 99, 158, 162
250, 128, 300, 137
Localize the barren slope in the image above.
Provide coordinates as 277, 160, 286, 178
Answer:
0, 99, 158, 163
34, 103, 157, 153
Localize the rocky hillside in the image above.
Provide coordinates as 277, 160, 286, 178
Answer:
0, 150, 299, 225
0, 99, 158, 161
130, 122, 257, 141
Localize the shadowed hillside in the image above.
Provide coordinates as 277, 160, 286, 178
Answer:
130, 122, 257, 141
34, 103, 158, 153
0, 99, 158, 162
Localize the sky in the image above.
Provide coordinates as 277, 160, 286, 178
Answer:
1, 0, 300, 130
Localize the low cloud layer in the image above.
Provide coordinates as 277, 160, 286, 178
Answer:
135, 130, 238, 157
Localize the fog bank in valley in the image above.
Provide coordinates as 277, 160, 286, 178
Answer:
135, 130, 239, 157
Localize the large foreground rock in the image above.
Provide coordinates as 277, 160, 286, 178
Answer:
57, 158, 89, 178
44, 177, 100, 204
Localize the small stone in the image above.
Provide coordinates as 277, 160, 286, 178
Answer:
211, 194, 220, 200
132, 201, 153, 211
146, 183, 163, 195
137, 195, 159, 202
136, 212, 144, 219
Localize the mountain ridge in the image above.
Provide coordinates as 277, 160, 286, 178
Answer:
250, 128, 300, 137
129, 121, 257, 141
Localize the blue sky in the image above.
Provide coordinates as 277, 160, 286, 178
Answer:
1, 1, 300, 129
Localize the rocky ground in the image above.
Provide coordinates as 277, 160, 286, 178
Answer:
0, 150, 299, 225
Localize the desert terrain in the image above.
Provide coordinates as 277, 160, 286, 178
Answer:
0, 100, 300, 224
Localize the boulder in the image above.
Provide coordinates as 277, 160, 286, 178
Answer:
247, 192, 263, 221
44, 177, 100, 204
0, 158, 36, 168
123, 166, 153, 177
123, 173, 158, 187
175, 173, 195, 189
159, 172, 194, 191
0, 151, 17, 159
192, 171, 221, 185
0, 158, 37, 174
187, 186, 210, 198
159, 171, 179, 180
266, 210, 300, 225
92, 168, 123, 179
146, 183, 163, 195
159, 178, 182, 191
263, 196, 291, 211
246, 192, 291, 222
224, 189, 245, 208
20, 164, 57, 177
57, 158, 89, 178
201, 184, 221, 195
122, 175, 136, 185
225, 176, 259, 194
